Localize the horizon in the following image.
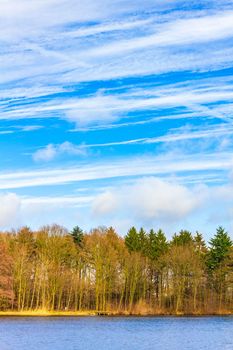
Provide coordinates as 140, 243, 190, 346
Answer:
1, 1, 233, 240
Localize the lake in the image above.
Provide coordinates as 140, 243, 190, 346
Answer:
0, 317, 232, 350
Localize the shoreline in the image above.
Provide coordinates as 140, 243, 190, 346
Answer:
0, 310, 232, 317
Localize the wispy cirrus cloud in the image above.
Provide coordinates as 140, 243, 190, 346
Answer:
2, 77, 233, 127
66, 124, 233, 149
0, 151, 232, 190
1, 5, 233, 93
85, 11, 233, 58
2, 1, 233, 235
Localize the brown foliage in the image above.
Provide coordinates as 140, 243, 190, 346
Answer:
0, 240, 14, 309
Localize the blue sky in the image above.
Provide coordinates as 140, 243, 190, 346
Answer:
1, 0, 233, 239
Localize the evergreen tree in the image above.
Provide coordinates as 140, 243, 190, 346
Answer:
148, 229, 168, 261
193, 231, 207, 261
0, 224, 232, 313
194, 231, 206, 251
138, 227, 148, 255
171, 230, 193, 246
125, 227, 140, 252
207, 226, 232, 270
70, 225, 84, 247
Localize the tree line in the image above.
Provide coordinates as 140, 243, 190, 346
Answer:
0, 225, 232, 314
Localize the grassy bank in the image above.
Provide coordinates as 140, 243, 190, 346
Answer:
0, 310, 232, 317
0, 310, 97, 317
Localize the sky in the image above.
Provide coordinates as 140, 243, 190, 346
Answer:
1, 0, 233, 239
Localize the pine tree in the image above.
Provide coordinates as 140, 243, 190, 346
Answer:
194, 231, 206, 250
70, 226, 84, 247
148, 229, 168, 261
125, 227, 140, 252
207, 226, 232, 270
138, 227, 148, 255
171, 230, 193, 246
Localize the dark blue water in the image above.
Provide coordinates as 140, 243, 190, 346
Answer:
0, 317, 232, 350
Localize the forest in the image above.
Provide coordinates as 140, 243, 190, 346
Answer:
0, 225, 232, 315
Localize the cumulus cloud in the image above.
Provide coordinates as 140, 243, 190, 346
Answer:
33, 144, 57, 162
64, 94, 124, 126
92, 177, 207, 223
1, 178, 232, 237
0, 193, 21, 228
32, 142, 86, 162
92, 191, 118, 216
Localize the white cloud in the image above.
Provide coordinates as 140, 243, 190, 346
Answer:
0, 0, 172, 46
22, 195, 93, 206
0, 130, 14, 135
2, 80, 233, 130
20, 125, 43, 132
2, 75, 233, 127
65, 18, 153, 38
32, 142, 86, 162
33, 144, 57, 162
0, 151, 231, 190
91, 177, 207, 222
92, 191, 118, 216
61, 46, 233, 85
70, 124, 233, 148
65, 95, 122, 126
0, 193, 21, 228
1, 4, 233, 106
86, 11, 233, 58
1, 173, 232, 236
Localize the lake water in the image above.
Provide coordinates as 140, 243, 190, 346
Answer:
0, 316, 232, 350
